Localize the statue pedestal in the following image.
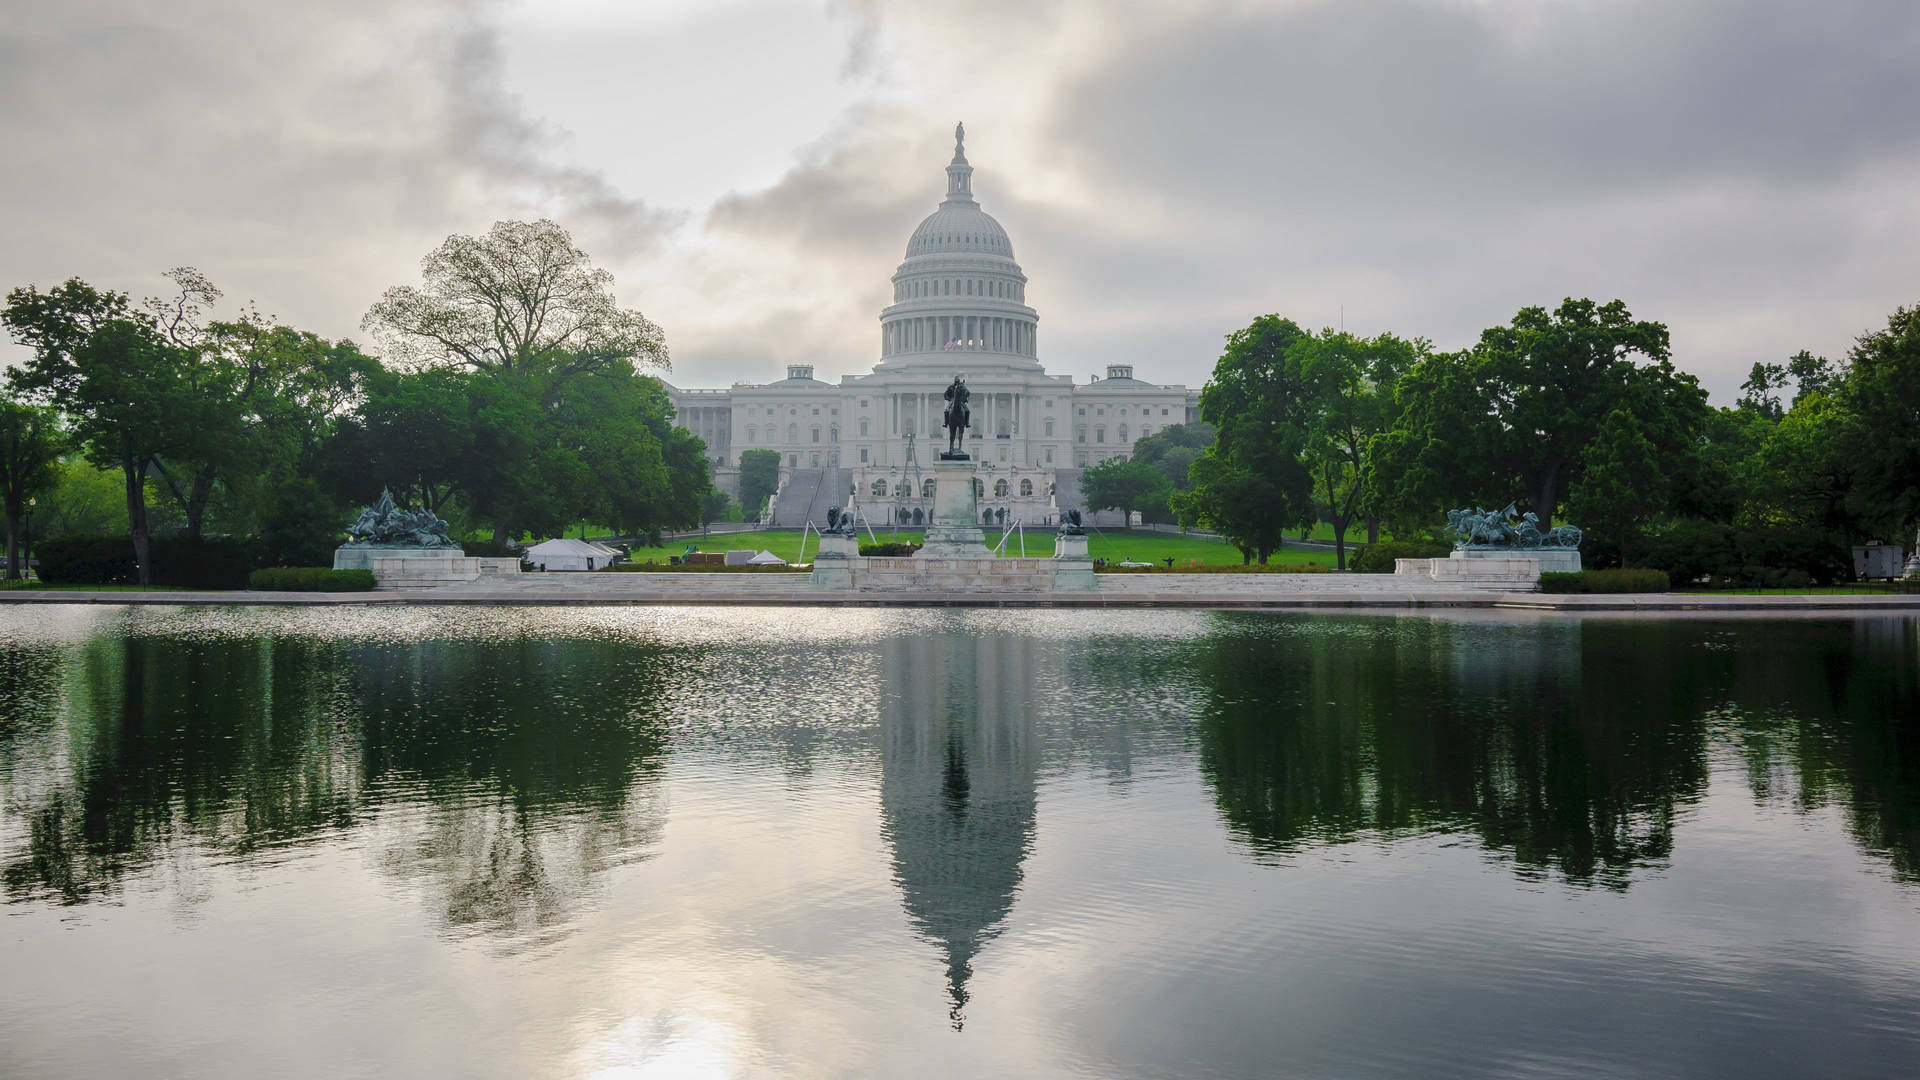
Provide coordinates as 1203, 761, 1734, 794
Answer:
1454, 547, 1582, 574
809, 533, 859, 588
332, 546, 519, 589
918, 460, 990, 558
1052, 533, 1095, 590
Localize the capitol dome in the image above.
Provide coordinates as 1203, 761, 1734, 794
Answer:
878, 123, 1039, 369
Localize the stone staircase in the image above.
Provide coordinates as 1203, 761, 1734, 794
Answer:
768, 467, 851, 527
849, 556, 1069, 592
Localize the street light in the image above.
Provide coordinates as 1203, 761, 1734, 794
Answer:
24, 496, 35, 582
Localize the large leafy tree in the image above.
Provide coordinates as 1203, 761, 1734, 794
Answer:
3, 279, 212, 584
1371, 298, 1706, 529
738, 449, 781, 520
1131, 422, 1214, 491
1844, 303, 1920, 534
1078, 457, 1172, 525
364, 219, 668, 378
0, 399, 66, 579
1286, 329, 1423, 568
1172, 315, 1317, 563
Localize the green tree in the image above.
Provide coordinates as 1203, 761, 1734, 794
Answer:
254, 475, 346, 568
1172, 315, 1317, 562
1132, 422, 1214, 491
1286, 329, 1423, 568
0, 399, 66, 579
34, 459, 124, 538
1370, 298, 1706, 529
1078, 457, 1173, 526
3, 280, 210, 584
1566, 410, 1668, 565
1844, 304, 1920, 534
738, 449, 781, 520
363, 219, 668, 378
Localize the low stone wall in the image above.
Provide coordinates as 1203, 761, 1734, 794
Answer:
850, 556, 1062, 592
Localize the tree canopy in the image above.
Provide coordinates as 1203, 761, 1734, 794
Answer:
363, 219, 668, 378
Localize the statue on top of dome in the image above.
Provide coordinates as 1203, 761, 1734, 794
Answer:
955, 121, 964, 148
941, 374, 972, 460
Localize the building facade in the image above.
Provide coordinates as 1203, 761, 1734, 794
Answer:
666, 124, 1200, 528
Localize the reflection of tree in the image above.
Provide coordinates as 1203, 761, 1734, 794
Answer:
1191, 615, 1920, 887
878, 632, 1038, 1029
2, 632, 671, 937
1192, 618, 1712, 887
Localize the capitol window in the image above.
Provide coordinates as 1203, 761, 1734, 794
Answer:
1020, 478, 1033, 496
1044, 448, 1054, 464
994, 479, 1008, 497
1162, 408, 1170, 415
1044, 419, 1054, 436
922, 477, 936, 498
859, 420, 869, 437
872, 480, 886, 497
788, 423, 797, 442
1095, 426, 1106, 443
859, 448, 869, 463
811, 427, 820, 443
1118, 424, 1128, 442
746, 426, 757, 442
1076, 426, 1086, 443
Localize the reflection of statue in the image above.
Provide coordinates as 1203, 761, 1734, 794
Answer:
344, 488, 460, 549
1058, 509, 1084, 536
1445, 504, 1579, 550
942, 374, 971, 459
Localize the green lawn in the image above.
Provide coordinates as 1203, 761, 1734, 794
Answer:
632, 529, 1339, 568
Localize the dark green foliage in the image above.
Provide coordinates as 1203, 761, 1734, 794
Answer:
253, 476, 344, 569
1539, 569, 1671, 593
1349, 539, 1451, 574
0, 399, 66, 580
461, 538, 521, 557
36, 535, 252, 588
1637, 519, 1850, 587
248, 567, 374, 591
1079, 458, 1173, 524
859, 541, 921, 556
1131, 423, 1214, 490
738, 449, 781, 519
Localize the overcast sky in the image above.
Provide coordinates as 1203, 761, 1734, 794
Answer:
4, 0, 1917, 402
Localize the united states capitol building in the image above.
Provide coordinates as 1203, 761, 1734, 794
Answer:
666, 125, 1199, 527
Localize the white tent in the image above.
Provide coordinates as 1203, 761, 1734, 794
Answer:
526, 537, 617, 572
745, 549, 787, 566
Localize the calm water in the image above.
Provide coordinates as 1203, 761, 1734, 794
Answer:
1, 607, 1916, 1078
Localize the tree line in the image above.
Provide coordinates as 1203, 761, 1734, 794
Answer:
1102, 297, 1918, 580
0, 221, 713, 584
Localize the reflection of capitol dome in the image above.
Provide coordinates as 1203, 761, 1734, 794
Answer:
878, 632, 1039, 1029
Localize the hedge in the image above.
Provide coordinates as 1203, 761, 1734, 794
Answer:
1539, 569, 1671, 594
248, 567, 376, 592
36, 535, 254, 589
1350, 540, 1452, 574
859, 542, 922, 556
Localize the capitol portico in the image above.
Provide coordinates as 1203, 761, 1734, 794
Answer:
667, 124, 1199, 528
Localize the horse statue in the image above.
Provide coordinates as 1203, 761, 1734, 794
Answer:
942, 374, 971, 458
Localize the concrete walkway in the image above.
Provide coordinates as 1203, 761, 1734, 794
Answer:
3, 581, 1919, 611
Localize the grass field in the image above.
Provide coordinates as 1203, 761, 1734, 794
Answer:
629, 528, 1339, 567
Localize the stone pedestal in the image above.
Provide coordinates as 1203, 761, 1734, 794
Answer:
809, 533, 859, 588
1454, 547, 1582, 573
333, 546, 520, 589
1053, 533, 1095, 591
918, 459, 990, 558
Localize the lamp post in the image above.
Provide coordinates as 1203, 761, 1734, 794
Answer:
24, 496, 34, 582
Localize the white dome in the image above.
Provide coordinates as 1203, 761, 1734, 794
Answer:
906, 206, 1014, 259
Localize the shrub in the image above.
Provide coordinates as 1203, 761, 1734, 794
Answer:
462, 538, 519, 557
1350, 539, 1451, 574
1539, 569, 1671, 594
37, 535, 253, 588
249, 567, 376, 591
319, 569, 375, 591
860, 542, 922, 556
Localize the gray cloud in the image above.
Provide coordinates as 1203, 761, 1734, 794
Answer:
0, 0, 670, 353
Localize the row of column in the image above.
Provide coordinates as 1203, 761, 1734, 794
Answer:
887, 390, 1023, 444
680, 405, 728, 445
883, 315, 1034, 357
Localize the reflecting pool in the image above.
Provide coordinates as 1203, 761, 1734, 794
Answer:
1, 607, 1917, 1078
